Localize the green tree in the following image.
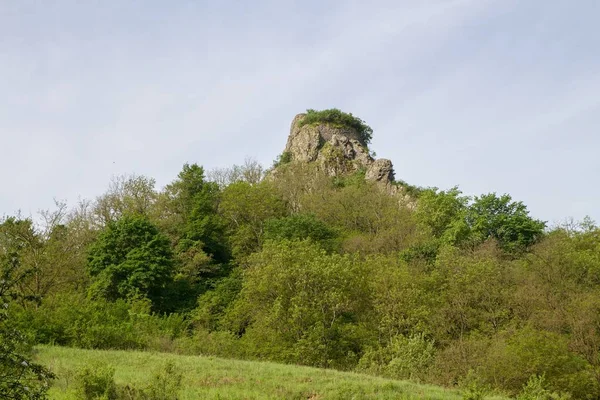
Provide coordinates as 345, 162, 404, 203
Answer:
219, 181, 286, 258
466, 193, 546, 252
87, 215, 174, 310
93, 174, 158, 226
0, 240, 54, 398
415, 187, 470, 244
159, 163, 229, 270
225, 240, 372, 369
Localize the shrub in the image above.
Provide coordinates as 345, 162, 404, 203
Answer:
479, 328, 599, 398
298, 109, 373, 146
357, 333, 436, 382
517, 375, 571, 400
75, 363, 118, 400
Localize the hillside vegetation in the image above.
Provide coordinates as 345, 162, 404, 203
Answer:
2, 112, 600, 399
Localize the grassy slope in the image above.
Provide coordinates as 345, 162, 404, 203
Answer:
35, 346, 506, 400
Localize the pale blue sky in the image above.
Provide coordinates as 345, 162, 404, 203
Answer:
1, 0, 599, 225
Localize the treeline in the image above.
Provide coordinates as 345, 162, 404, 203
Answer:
2, 159, 600, 399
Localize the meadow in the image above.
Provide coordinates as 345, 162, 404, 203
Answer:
34, 346, 508, 400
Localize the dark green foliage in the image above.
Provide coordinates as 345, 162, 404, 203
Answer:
162, 163, 229, 268
192, 269, 243, 331
87, 215, 174, 310
466, 193, 546, 252
299, 109, 374, 145
273, 151, 292, 167
263, 214, 339, 251
0, 225, 55, 399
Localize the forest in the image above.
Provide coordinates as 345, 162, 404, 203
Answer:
2, 111, 600, 399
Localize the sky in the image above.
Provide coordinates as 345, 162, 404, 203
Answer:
1, 0, 599, 226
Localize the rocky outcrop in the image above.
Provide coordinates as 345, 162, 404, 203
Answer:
282, 113, 397, 191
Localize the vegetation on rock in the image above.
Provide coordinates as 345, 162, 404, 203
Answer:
298, 108, 374, 145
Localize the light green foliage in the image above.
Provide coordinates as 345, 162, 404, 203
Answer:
219, 181, 286, 258
479, 328, 598, 398
357, 333, 436, 382
119, 362, 182, 400
299, 108, 374, 146
87, 215, 174, 310
93, 175, 158, 226
75, 363, 118, 400
226, 240, 372, 369
434, 244, 514, 339
303, 181, 424, 254
415, 187, 470, 244
8, 135, 600, 399
272, 151, 292, 167
517, 375, 572, 400
13, 292, 187, 351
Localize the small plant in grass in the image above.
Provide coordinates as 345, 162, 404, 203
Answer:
460, 370, 491, 400
118, 362, 182, 400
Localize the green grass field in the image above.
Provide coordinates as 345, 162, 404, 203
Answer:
34, 346, 507, 399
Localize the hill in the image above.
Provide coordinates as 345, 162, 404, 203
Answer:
35, 345, 506, 400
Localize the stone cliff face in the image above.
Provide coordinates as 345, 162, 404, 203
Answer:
283, 113, 397, 192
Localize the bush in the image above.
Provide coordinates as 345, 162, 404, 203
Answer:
75, 363, 118, 400
357, 333, 436, 382
298, 109, 373, 145
13, 293, 188, 351
475, 328, 598, 398
517, 375, 571, 400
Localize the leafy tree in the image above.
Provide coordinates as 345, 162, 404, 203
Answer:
160, 163, 229, 269
93, 174, 158, 226
466, 193, 546, 252
1, 241, 54, 398
225, 240, 372, 369
207, 158, 265, 188
415, 187, 470, 244
219, 181, 286, 258
87, 215, 174, 310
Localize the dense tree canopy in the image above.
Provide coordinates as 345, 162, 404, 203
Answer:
87, 215, 174, 309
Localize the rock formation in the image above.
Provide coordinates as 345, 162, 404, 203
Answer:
282, 113, 398, 193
